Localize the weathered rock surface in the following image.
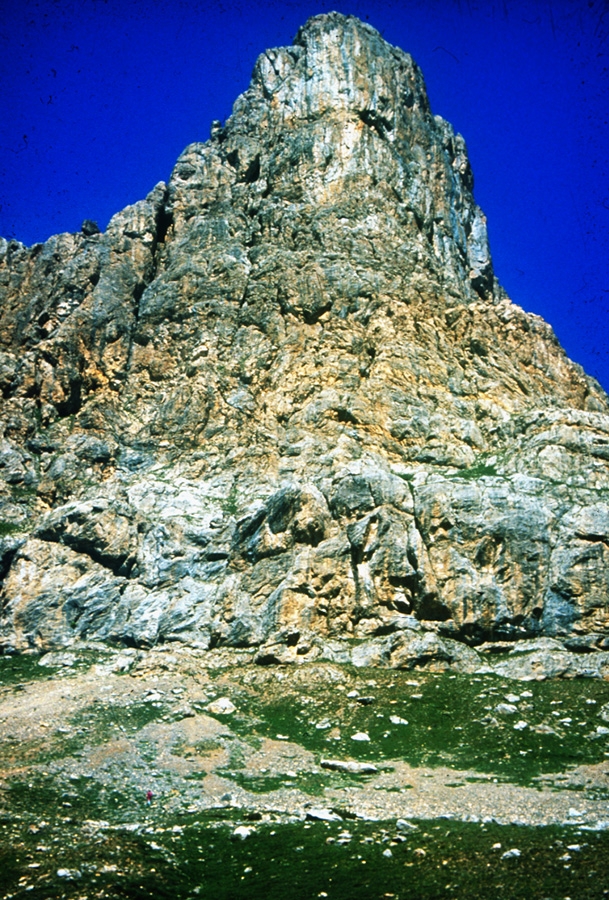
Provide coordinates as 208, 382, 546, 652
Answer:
0, 14, 608, 661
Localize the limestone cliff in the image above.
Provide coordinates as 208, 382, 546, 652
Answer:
1, 13, 608, 665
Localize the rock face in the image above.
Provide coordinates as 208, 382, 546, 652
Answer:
1, 13, 608, 661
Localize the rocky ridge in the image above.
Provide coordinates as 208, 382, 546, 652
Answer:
0, 13, 608, 664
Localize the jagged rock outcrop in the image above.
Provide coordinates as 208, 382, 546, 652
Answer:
1, 13, 608, 663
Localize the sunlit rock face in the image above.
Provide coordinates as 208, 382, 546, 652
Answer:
1, 13, 608, 660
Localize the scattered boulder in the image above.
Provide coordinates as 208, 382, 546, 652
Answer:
320, 759, 378, 775
207, 697, 236, 715
306, 808, 343, 822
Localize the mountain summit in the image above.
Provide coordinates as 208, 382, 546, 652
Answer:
1, 14, 608, 669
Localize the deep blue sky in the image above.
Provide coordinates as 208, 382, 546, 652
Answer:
1, 0, 608, 391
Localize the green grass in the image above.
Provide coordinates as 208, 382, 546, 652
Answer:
3, 662, 609, 788
0, 520, 24, 536
2, 774, 141, 825
1, 797, 609, 900
26, 699, 173, 763
0, 654, 54, 686
222, 669, 609, 785
69, 699, 169, 740
219, 767, 377, 796
2, 665, 609, 898
449, 452, 502, 480
0, 650, 113, 687
453, 462, 499, 479
221, 481, 239, 516
10, 483, 38, 498
0, 649, 135, 687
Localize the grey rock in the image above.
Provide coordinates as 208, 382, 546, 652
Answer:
207, 697, 236, 715
81, 219, 101, 236
0, 14, 608, 666
396, 819, 418, 831
56, 868, 82, 880
38, 651, 77, 668
306, 808, 343, 822
491, 647, 609, 681
388, 630, 482, 673
320, 759, 378, 774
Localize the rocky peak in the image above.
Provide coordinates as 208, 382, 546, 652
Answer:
170, 12, 492, 306
0, 16, 608, 665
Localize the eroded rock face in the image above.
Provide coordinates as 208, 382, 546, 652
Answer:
0, 13, 608, 657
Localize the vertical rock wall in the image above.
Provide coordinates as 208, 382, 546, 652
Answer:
0, 14, 608, 659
